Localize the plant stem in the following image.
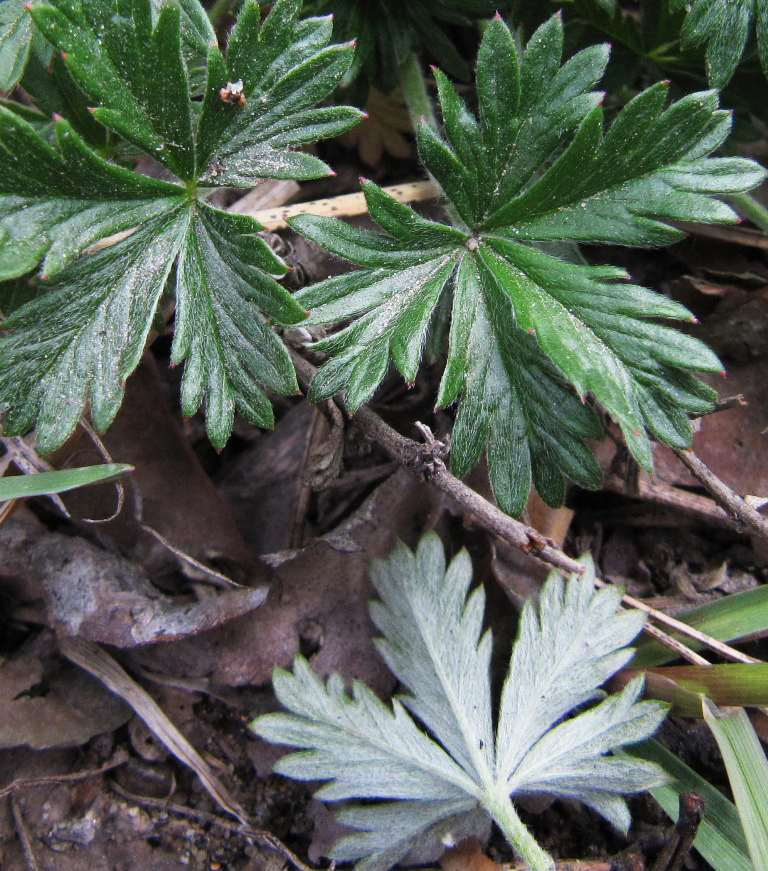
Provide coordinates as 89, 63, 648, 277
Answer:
484, 790, 554, 871
729, 191, 768, 232
398, 52, 438, 130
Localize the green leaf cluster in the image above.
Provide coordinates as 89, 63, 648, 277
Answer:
291, 14, 765, 516
304, 0, 499, 95
671, 0, 768, 87
253, 534, 668, 871
0, 0, 362, 453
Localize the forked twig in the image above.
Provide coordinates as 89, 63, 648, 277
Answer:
0, 751, 128, 800
290, 352, 760, 667
290, 351, 583, 577
673, 448, 768, 540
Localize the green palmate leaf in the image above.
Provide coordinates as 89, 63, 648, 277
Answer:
305, 0, 499, 96
253, 535, 667, 871
292, 15, 765, 516
0, 0, 362, 453
671, 0, 768, 87
29, 0, 196, 179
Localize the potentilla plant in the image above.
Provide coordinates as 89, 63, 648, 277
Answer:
290, 15, 766, 515
0, 0, 362, 452
0, 1, 764, 521
253, 534, 669, 871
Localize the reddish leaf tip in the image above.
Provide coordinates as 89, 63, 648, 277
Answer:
720, 370, 727, 378
597, 91, 605, 105
632, 430, 640, 437
359, 175, 368, 185
60, 51, 68, 59
360, 111, 369, 119
23, 2, 32, 9
662, 79, 671, 86
304, 310, 311, 317
735, 216, 743, 224
527, 328, 535, 335
555, 9, 562, 18
689, 316, 698, 324
40, 274, 48, 281
419, 115, 425, 123
87, 106, 95, 114
494, 11, 502, 20
327, 169, 337, 177
169, 361, 177, 369
605, 42, 612, 50
216, 448, 223, 455
406, 381, 415, 389
434, 405, 442, 412
347, 411, 355, 420
295, 389, 303, 396
348, 38, 357, 47
183, 416, 190, 424
429, 64, 437, 72
52, 112, 63, 121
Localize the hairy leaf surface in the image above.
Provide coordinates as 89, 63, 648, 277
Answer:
253, 534, 668, 871
293, 15, 765, 515
0, 0, 33, 91
671, 0, 768, 87
0, 0, 362, 452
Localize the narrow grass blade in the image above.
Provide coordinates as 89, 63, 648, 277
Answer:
703, 699, 768, 870
619, 665, 768, 716
628, 739, 751, 871
0, 463, 133, 501
631, 586, 768, 668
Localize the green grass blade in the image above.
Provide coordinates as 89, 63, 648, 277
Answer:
628, 739, 751, 871
0, 463, 133, 501
703, 699, 768, 870
619, 665, 768, 716
631, 586, 768, 668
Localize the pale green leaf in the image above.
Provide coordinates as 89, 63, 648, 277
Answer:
252, 535, 667, 871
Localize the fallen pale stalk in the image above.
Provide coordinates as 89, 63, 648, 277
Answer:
246, 180, 438, 230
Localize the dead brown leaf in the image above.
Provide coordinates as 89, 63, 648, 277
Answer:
127, 469, 436, 689
0, 517, 267, 647
55, 355, 269, 587
0, 654, 130, 750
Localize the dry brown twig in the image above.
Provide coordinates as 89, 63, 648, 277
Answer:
10, 795, 40, 871
289, 351, 760, 668
109, 781, 314, 871
0, 751, 129, 801
673, 447, 768, 540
